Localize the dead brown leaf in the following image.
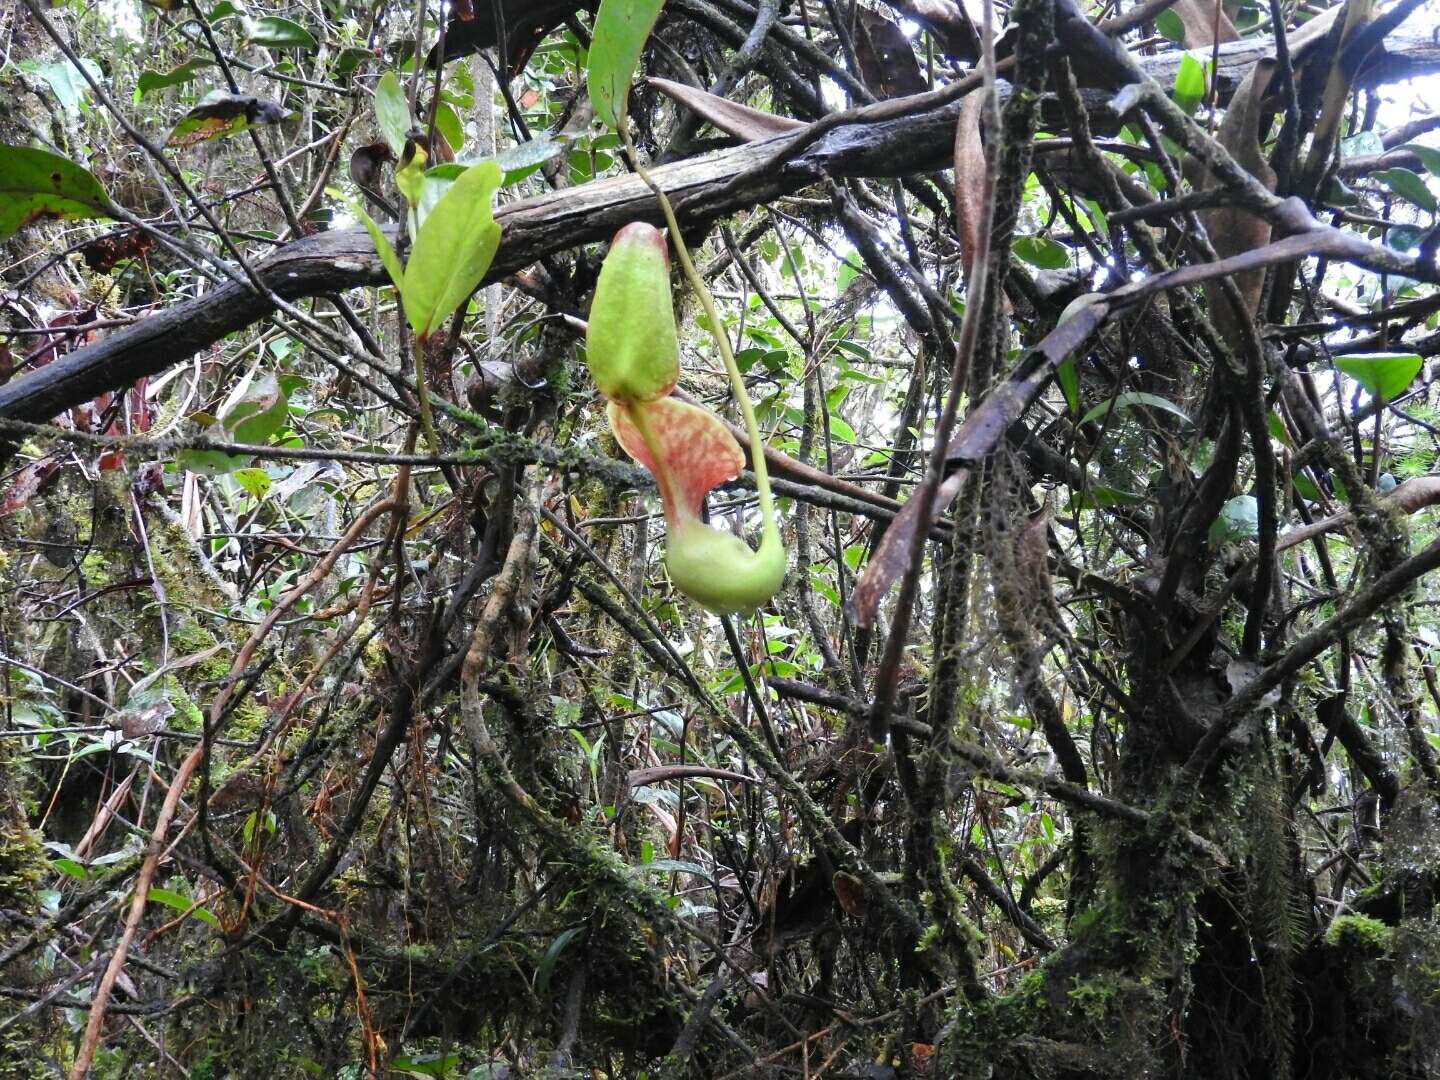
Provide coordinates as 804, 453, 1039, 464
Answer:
647, 77, 804, 142
953, 91, 987, 280
854, 8, 928, 99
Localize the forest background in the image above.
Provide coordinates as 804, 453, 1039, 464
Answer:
3, 0, 1440, 1074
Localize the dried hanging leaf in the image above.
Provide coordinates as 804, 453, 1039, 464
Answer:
953, 91, 986, 280
884, 0, 980, 61
647, 77, 803, 142
1171, 0, 1238, 48
831, 871, 867, 918
854, 8, 927, 99
80, 229, 153, 273
1197, 57, 1277, 345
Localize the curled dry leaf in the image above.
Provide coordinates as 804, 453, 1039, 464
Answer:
647, 77, 804, 142
953, 91, 987, 281
831, 871, 867, 918
167, 93, 287, 148
1196, 57, 1277, 345
1171, 0, 1238, 48
854, 8, 928, 99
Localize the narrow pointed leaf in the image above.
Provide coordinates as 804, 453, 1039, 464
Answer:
374, 71, 411, 158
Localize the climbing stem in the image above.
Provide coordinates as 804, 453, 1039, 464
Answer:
616, 116, 778, 539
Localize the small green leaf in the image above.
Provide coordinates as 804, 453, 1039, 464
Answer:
495, 135, 567, 184
1173, 52, 1206, 111
245, 15, 317, 49
588, 0, 668, 128
148, 887, 221, 928
433, 101, 465, 154
1400, 142, 1440, 177
374, 71, 411, 157
1335, 352, 1423, 400
389, 1054, 462, 1078
535, 926, 585, 994
402, 160, 503, 341
395, 145, 428, 211
1341, 131, 1383, 159
137, 59, 213, 97
1209, 494, 1258, 543
1069, 484, 1144, 510
233, 468, 271, 498
1012, 235, 1070, 269
347, 195, 405, 293
1267, 410, 1293, 448
1387, 223, 1429, 251
1293, 472, 1324, 502
179, 374, 289, 475
333, 46, 373, 78
23, 58, 103, 114
1080, 391, 1190, 428
1376, 167, 1437, 214
0, 145, 115, 242
1155, 8, 1185, 42
1057, 358, 1080, 414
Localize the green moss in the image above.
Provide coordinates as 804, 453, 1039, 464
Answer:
1325, 913, 1393, 953
0, 744, 43, 912
1067, 973, 1123, 1021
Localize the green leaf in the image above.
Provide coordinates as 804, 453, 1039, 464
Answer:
1335, 352, 1423, 400
233, 467, 272, 498
228, 377, 288, 444
402, 160, 503, 341
23, 58, 103, 114
374, 71, 411, 157
1376, 167, 1437, 214
1173, 53, 1206, 111
1387, 223, 1429, 251
1341, 130, 1383, 159
179, 374, 289, 475
433, 101, 465, 154
148, 887, 221, 928
1069, 484, 1144, 510
588, 0, 668, 128
390, 1054, 462, 1078
52, 856, 89, 880
1012, 235, 1070, 269
333, 46, 373, 78
1057, 358, 1080, 414
1155, 8, 1185, 42
495, 135, 567, 184
1209, 494, 1258, 543
1267, 410, 1293, 448
0, 145, 115, 242
1079, 391, 1191, 428
1400, 142, 1440, 177
535, 926, 584, 994
346, 195, 405, 294
1293, 472, 1324, 502
137, 59, 213, 96
245, 15, 317, 49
